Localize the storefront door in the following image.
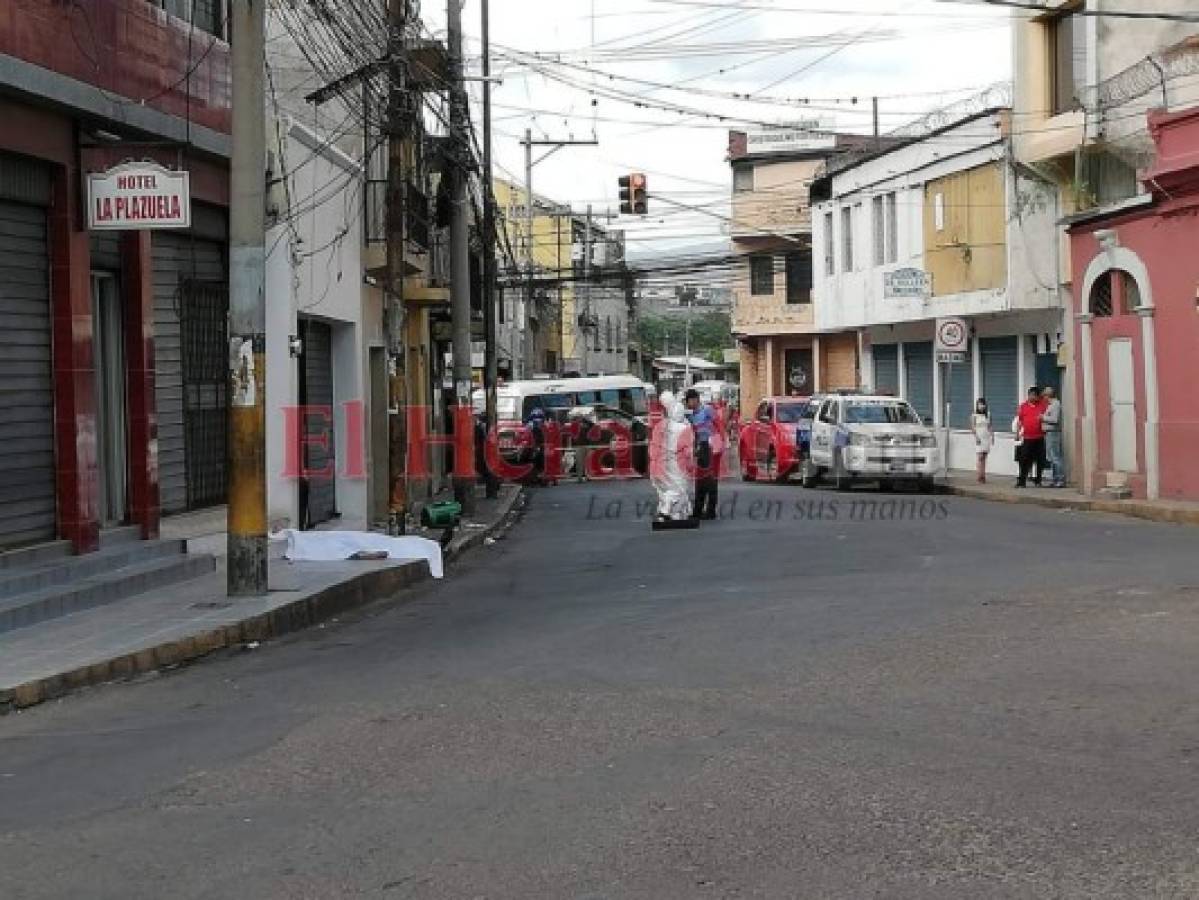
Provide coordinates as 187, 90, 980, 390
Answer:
92, 272, 127, 526
1107, 338, 1138, 473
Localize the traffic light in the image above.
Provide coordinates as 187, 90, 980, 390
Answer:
618, 173, 648, 215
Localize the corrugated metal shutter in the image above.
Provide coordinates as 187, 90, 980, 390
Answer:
301, 318, 337, 528
0, 153, 51, 206
873, 344, 899, 396
0, 200, 55, 547
89, 233, 121, 271
981, 336, 1019, 431
946, 343, 974, 429
904, 341, 934, 424
153, 233, 226, 513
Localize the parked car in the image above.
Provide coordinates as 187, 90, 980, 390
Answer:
738, 396, 813, 483
805, 394, 939, 492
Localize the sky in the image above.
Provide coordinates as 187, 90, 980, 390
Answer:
424, 0, 1013, 257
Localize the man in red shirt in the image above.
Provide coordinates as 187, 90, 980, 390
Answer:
1015, 386, 1048, 487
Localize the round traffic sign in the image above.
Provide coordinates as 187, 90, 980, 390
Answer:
937, 318, 967, 352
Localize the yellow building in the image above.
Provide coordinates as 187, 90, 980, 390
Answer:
493, 179, 575, 375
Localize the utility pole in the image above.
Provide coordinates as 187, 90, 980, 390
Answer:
872, 96, 880, 146
447, 0, 475, 515
481, 0, 499, 499
524, 127, 534, 378
386, 0, 410, 535
520, 132, 598, 376
583, 203, 592, 373
227, 0, 267, 596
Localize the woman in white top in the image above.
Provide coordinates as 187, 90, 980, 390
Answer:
971, 398, 994, 483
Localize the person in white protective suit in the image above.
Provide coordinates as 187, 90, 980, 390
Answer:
650, 392, 695, 521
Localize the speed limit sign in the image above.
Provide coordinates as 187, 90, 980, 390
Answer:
935, 317, 969, 362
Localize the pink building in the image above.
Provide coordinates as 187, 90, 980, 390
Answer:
1068, 106, 1199, 502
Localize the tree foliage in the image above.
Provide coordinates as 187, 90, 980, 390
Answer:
636, 312, 733, 364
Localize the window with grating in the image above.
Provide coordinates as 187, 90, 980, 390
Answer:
1090, 271, 1113, 317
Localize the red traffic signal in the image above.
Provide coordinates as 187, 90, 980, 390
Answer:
618, 173, 648, 215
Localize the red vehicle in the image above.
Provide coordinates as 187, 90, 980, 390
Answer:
738, 396, 814, 483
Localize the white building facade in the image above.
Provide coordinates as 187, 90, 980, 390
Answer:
812, 110, 1061, 477
265, 119, 382, 532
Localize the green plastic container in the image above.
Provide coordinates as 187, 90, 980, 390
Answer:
421, 500, 462, 528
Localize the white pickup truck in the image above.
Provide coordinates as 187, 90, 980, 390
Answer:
804, 394, 940, 492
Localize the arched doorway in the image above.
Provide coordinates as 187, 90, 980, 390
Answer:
1078, 242, 1159, 499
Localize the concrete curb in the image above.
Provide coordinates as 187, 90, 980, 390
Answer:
943, 483, 1199, 527
0, 487, 525, 714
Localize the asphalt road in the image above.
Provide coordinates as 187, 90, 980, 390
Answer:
3, 480, 1199, 899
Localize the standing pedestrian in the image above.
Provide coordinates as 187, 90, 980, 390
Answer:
685, 388, 719, 520
971, 398, 994, 484
1041, 386, 1066, 487
526, 407, 547, 486
1015, 386, 1047, 488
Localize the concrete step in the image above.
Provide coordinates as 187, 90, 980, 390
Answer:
0, 541, 191, 601
0, 553, 218, 635
100, 525, 144, 548
0, 540, 72, 573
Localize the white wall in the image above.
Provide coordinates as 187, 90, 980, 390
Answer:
266, 120, 368, 531
265, 221, 299, 532
814, 114, 1059, 335
815, 117, 1020, 332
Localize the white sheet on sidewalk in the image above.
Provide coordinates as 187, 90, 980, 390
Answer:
278, 530, 444, 578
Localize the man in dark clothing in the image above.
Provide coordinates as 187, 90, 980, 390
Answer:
1015, 386, 1048, 488
685, 389, 720, 520
526, 408, 547, 485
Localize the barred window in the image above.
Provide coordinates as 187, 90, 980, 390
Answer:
750, 256, 774, 296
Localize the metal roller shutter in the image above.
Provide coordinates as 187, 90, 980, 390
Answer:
945, 343, 975, 429
153, 233, 227, 513
872, 344, 899, 396
90, 233, 121, 271
904, 341, 934, 425
300, 318, 337, 528
981, 336, 1019, 431
0, 200, 55, 548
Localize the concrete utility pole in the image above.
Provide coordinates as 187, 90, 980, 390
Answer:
386, 0, 410, 534
583, 203, 592, 372
523, 128, 535, 377
481, 0, 499, 498
227, 0, 268, 596
447, 0, 475, 514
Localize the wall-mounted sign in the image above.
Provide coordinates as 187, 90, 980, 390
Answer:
745, 121, 836, 154
883, 267, 932, 299
87, 162, 191, 231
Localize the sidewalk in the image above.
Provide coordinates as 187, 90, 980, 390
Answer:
942, 471, 1199, 526
0, 485, 523, 713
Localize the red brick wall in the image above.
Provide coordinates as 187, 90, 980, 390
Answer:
0, 0, 231, 135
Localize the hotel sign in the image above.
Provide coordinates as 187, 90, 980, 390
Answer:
87, 162, 191, 231
883, 267, 932, 299
745, 121, 836, 154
